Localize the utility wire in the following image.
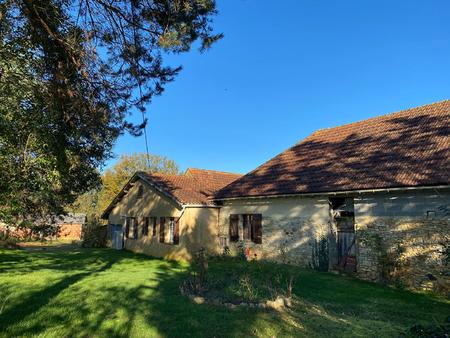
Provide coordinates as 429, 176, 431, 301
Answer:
130, 2, 151, 170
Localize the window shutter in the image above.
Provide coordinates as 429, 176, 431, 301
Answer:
125, 218, 130, 239
152, 217, 157, 237
133, 218, 138, 239
142, 217, 148, 236
252, 214, 262, 244
173, 217, 180, 245
229, 215, 239, 242
242, 215, 251, 240
159, 217, 165, 243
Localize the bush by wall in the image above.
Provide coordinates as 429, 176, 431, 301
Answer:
81, 215, 107, 248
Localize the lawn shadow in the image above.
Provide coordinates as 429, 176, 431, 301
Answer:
0, 254, 120, 335
0, 248, 448, 337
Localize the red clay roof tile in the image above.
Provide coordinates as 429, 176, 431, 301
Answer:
142, 169, 242, 205
215, 100, 450, 199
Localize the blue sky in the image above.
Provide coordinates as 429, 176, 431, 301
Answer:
106, 0, 450, 174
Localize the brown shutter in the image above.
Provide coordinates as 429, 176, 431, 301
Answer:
152, 217, 157, 237
125, 218, 130, 238
252, 214, 262, 244
133, 218, 138, 239
159, 217, 165, 243
229, 214, 239, 242
142, 217, 148, 236
173, 217, 180, 245
242, 215, 250, 240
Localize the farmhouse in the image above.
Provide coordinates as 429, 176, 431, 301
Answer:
102, 100, 450, 290
102, 168, 242, 260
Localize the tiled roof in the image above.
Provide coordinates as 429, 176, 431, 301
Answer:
140, 169, 242, 205
102, 168, 242, 218
216, 100, 450, 199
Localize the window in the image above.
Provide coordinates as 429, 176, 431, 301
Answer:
125, 217, 137, 239
159, 217, 165, 243
151, 217, 157, 237
142, 217, 149, 237
229, 214, 262, 244
125, 218, 130, 238
219, 236, 228, 247
169, 218, 175, 244
242, 215, 251, 240
427, 210, 436, 219
229, 215, 239, 242
250, 214, 262, 244
158, 217, 179, 244
159, 217, 180, 245
173, 218, 179, 245
137, 185, 144, 199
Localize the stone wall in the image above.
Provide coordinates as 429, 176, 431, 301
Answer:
356, 217, 449, 291
219, 190, 450, 294
219, 197, 329, 266
223, 216, 329, 266
354, 189, 450, 294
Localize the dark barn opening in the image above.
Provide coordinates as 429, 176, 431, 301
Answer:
329, 197, 356, 272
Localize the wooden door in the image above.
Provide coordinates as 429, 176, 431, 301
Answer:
112, 225, 123, 250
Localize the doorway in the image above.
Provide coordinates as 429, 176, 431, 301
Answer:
111, 224, 124, 250
329, 197, 356, 272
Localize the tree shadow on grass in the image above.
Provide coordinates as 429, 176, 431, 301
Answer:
0, 255, 119, 335
0, 248, 448, 337
0, 248, 294, 337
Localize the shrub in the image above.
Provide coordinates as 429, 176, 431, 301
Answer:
238, 274, 259, 302
81, 215, 107, 248
180, 248, 210, 296
311, 235, 329, 272
0, 237, 18, 249
222, 245, 231, 257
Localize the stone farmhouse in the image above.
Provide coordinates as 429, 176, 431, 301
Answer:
102, 100, 450, 290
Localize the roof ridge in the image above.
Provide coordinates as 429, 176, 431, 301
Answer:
312, 99, 450, 134
143, 171, 184, 177
185, 167, 243, 175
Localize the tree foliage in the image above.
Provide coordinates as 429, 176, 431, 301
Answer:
0, 0, 220, 226
70, 152, 179, 217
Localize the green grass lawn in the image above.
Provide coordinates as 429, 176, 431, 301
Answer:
0, 247, 448, 338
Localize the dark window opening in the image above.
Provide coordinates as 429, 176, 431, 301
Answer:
159, 217, 165, 243
173, 218, 180, 245
137, 185, 144, 199
229, 215, 239, 242
143, 217, 149, 236
151, 217, 157, 236
125, 217, 137, 239
230, 214, 262, 244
